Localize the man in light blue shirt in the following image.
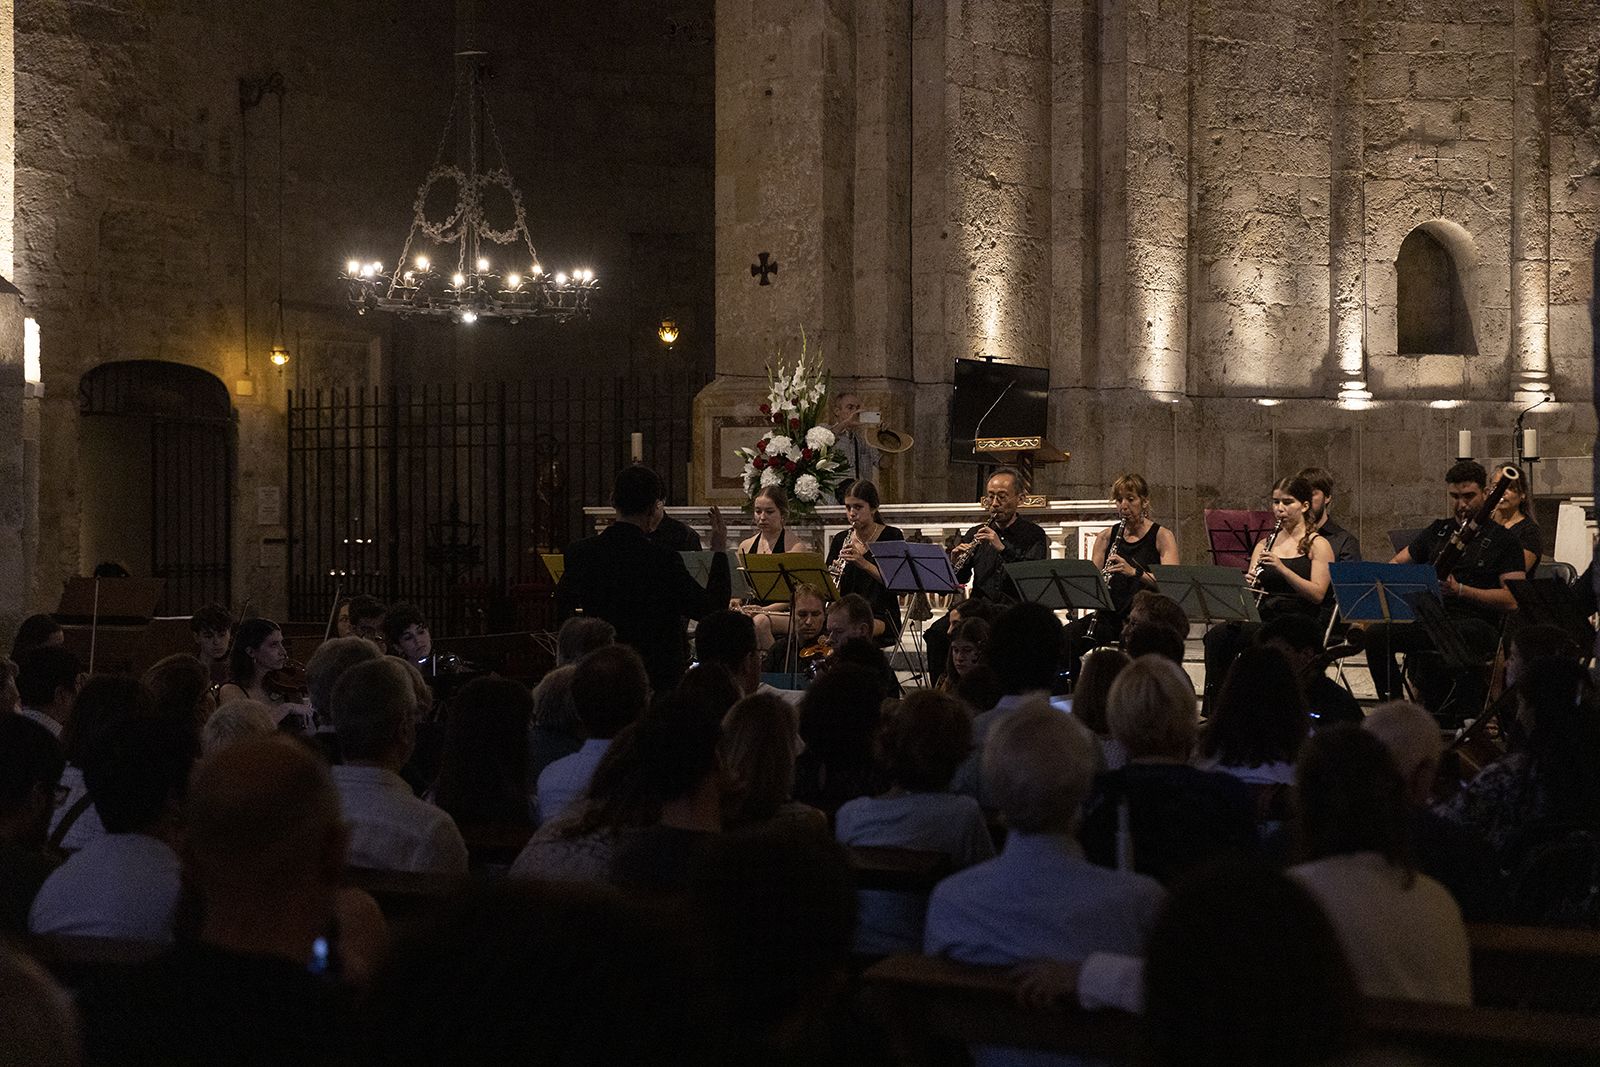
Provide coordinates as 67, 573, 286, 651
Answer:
536, 644, 651, 825
926, 701, 1165, 1067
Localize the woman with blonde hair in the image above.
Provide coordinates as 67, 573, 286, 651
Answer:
720, 692, 824, 831
737, 485, 813, 649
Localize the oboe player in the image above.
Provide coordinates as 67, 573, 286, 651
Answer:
925, 468, 1048, 686
1364, 460, 1524, 719
1201, 476, 1331, 710
1064, 473, 1179, 678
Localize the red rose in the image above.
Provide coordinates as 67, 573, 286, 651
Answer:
759, 403, 770, 415
789, 417, 800, 430
786, 460, 798, 474
801, 447, 814, 460
753, 456, 766, 470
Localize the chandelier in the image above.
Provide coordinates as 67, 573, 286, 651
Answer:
342, 50, 598, 324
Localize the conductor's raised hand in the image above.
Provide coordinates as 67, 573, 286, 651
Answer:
708, 505, 728, 551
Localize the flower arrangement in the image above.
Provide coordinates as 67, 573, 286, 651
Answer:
734, 337, 848, 515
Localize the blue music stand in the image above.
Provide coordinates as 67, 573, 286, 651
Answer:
1329, 562, 1439, 623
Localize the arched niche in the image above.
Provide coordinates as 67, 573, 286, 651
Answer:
1395, 220, 1479, 356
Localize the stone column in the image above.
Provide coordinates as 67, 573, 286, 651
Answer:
1510, 0, 1552, 403
0, 282, 25, 640
1328, 0, 1370, 407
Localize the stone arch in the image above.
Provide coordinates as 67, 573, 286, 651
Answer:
1394, 220, 1479, 356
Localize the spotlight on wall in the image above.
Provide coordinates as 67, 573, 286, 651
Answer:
1254, 398, 1281, 407
1428, 399, 1462, 410
658, 319, 680, 346
23, 317, 41, 394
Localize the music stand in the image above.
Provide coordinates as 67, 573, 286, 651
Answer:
873, 541, 962, 686
1507, 577, 1597, 653
540, 553, 565, 584
1150, 565, 1260, 625
1203, 509, 1275, 569
742, 552, 839, 604
1004, 559, 1115, 614
1328, 562, 1439, 625
682, 550, 746, 595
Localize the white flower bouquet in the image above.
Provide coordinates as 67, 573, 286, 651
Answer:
733, 334, 849, 516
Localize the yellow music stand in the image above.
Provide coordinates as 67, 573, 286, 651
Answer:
741, 552, 840, 603
540, 553, 565, 584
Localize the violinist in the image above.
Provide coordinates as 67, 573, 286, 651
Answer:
189, 604, 235, 688
217, 618, 311, 727
347, 595, 387, 648
763, 584, 827, 674
1364, 460, 1524, 718
825, 480, 904, 644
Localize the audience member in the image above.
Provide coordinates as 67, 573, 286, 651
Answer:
188, 603, 235, 687
824, 594, 901, 698
201, 700, 278, 757
0, 945, 81, 1067
431, 676, 534, 829
0, 715, 65, 934
1435, 656, 1600, 865
830, 635, 902, 700
1140, 863, 1361, 1067
1121, 590, 1188, 645
1290, 725, 1471, 1004
328, 659, 467, 876
1079, 656, 1259, 884
0, 657, 18, 716
15, 645, 83, 740
695, 609, 764, 695
1362, 701, 1503, 921
305, 636, 382, 733
144, 653, 215, 732
951, 602, 1066, 805
675, 662, 744, 721
1195, 646, 1307, 823
536, 645, 651, 826
720, 691, 823, 831
346, 595, 387, 647
556, 616, 615, 667
1257, 614, 1362, 727
1071, 646, 1131, 771
925, 703, 1164, 1067
52, 676, 157, 853
835, 691, 993, 954
10, 613, 63, 662
528, 665, 581, 784
935, 616, 990, 695
1123, 622, 1185, 665
793, 665, 885, 818
953, 664, 1004, 716
31, 713, 193, 942
77, 738, 360, 1065
361, 881, 720, 1065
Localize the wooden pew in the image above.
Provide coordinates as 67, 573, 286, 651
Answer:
862, 954, 1600, 1067
846, 846, 953, 894
461, 823, 536, 869
344, 866, 468, 928
28, 934, 166, 988
1468, 922, 1600, 1014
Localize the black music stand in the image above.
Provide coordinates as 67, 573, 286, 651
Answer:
1507, 577, 1597, 654
872, 541, 960, 686
682, 550, 747, 597
1150, 565, 1260, 625
1004, 559, 1115, 614
1329, 562, 1439, 625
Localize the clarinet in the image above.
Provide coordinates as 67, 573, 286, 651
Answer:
1101, 521, 1124, 582
1244, 520, 1283, 604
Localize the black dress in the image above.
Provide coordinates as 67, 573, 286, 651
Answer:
1064, 522, 1167, 679
1202, 540, 1327, 710
826, 525, 905, 645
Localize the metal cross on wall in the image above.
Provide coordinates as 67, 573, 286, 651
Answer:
750, 252, 779, 285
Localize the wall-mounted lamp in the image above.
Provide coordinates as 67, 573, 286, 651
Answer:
657, 319, 680, 346
269, 342, 290, 367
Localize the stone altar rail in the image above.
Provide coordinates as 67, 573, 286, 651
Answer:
584, 500, 1124, 561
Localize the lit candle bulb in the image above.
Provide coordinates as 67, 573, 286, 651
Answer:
452, 273, 466, 288
476, 257, 490, 272
555, 272, 568, 286
346, 259, 361, 276
415, 255, 430, 271
506, 273, 521, 289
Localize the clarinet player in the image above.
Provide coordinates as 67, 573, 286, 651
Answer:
1364, 460, 1524, 720
925, 468, 1048, 686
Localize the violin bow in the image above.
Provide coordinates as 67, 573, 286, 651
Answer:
323, 582, 344, 642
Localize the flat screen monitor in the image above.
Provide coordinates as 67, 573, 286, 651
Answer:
948, 358, 1049, 465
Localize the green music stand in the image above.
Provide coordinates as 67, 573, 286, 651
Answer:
1150, 565, 1260, 625
682, 550, 747, 596
1005, 559, 1116, 614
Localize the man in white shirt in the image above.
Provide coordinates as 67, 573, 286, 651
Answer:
328, 658, 468, 875
14, 646, 83, 740
537, 645, 651, 826
31, 714, 192, 942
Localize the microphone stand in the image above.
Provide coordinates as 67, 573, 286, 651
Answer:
1513, 394, 1551, 475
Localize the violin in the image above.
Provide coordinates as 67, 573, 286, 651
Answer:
797, 636, 834, 679
263, 659, 310, 705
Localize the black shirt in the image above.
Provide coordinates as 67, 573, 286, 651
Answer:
1104, 522, 1165, 615
1503, 517, 1542, 576
1407, 519, 1525, 624
647, 514, 703, 553
1079, 763, 1260, 886
1319, 520, 1362, 563
827, 525, 905, 643
956, 515, 1048, 603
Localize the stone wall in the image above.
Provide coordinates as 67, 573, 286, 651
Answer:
704, 0, 1600, 561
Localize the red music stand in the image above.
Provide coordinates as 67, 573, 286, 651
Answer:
1203, 509, 1275, 568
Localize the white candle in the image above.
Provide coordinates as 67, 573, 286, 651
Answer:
1523, 428, 1538, 460
630, 432, 644, 463
1457, 430, 1472, 458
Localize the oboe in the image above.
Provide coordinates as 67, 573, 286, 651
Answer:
951, 511, 999, 572
1244, 519, 1283, 604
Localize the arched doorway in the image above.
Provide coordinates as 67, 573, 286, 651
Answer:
78, 361, 236, 613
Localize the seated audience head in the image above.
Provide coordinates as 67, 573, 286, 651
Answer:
877, 690, 971, 792
556, 616, 615, 667
305, 635, 383, 716
1516, 657, 1600, 827
832, 637, 895, 694
10, 614, 63, 661
1506, 624, 1583, 689
1295, 725, 1413, 878
530, 664, 579, 732
1072, 646, 1131, 737
16, 646, 83, 721
186, 736, 345, 930
676, 662, 744, 723
1200, 645, 1308, 768
228, 617, 285, 686
1361, 700, 1440, 806
0, 715, 66, 848
382, 603, 432, 661
986, 602, 1063, 695
720, 692, 805, 826
687, 826, 855, 1056
1142, 862, 1360, 1067
946, 616, 989, 679
824, 593, 875, 649
0, 947, 80, 1067
954, 665, 1004, 715
188, 604, 235, 663
433, 676, 535, 827
201, 700, 278, 757
1122, 590, 1189, 644
0, 658, 17, 716
573, 690, 725, 837
1255, 613, 1324, 674
1106, 655, 1198, 762
83, 713, 195, 837
364, 881, 717, 1063
694, 609, 761, 694
613, 464, 664, 520
330, 658, 419, 768
1123, 622, 1185, 665
571, 644, 651, 741
983, 701, 1097, 833
143, 653, 214, 730
62, 675, 157, 769
346, 595, 387, 646
798, 664, 884, 766
788, 583, 828, 644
